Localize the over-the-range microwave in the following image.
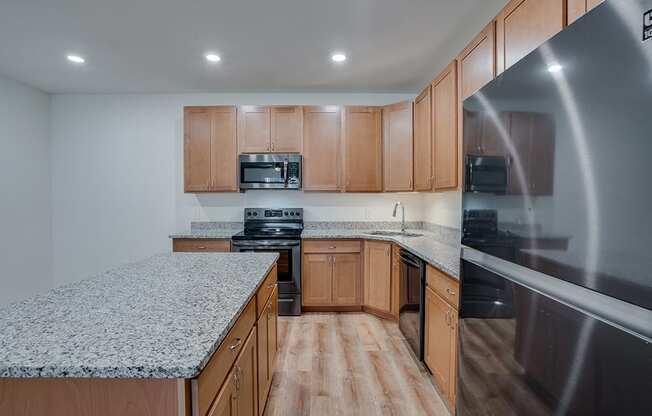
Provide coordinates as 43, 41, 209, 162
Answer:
239, 153, 301, 190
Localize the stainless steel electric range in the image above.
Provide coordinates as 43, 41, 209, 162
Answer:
231, 208, 303, 316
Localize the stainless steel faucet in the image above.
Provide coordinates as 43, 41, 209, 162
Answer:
392, 202, 406, 232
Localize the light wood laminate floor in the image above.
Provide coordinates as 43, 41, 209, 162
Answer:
263, 313, 450, 416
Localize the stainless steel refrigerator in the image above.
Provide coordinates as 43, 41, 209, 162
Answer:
459, 0, 652, 414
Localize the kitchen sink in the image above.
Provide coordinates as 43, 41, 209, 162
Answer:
367, 230, 424, 238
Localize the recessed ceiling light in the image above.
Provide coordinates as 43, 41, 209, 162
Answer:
547, 63, 563, 73
331, 53, 347, 63
66, 55, 85, 64
205, 53, 221, 63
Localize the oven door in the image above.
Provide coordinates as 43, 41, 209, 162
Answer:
231, 239, 301, 316
398, 250, 426, 361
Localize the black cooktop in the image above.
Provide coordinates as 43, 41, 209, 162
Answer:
232, 208, 304, 241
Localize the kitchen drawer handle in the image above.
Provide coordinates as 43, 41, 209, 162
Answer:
328, 246, 337, 249
229, 338, 243, 351
446, 288, 456, 296
197, 246, 207, 250
267, 283, 275, 289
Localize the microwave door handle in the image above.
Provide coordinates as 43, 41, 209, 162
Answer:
283, 160, 289, 188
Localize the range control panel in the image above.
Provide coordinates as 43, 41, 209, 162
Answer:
244, 208, 303, 219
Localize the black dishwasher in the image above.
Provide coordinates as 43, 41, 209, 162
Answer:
398, 249, 426, 361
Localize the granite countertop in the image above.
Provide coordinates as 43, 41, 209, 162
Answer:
0, 252, 278, 379
301, 229, 460, 279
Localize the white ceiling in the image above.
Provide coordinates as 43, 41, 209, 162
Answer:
0, 0, 507, 94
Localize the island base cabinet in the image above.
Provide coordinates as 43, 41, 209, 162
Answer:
0, 378, 185, 416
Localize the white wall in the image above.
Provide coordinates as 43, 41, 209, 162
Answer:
0, 75, 52, 305
50, 93, 415, 285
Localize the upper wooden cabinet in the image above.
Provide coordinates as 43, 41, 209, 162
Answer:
413, 86, 433, 191
364, 241, 392, 314
496, 0, 566, 74
383, 101, 414, 192
184, 106, 238, 193
238, 106, 302, 154
238, 106, 271, 153
457, 22, 496, 101
431, 62, 458, 191
302, 106, 342, 191
343, 106, 383, 192
271, 106, 302, 153
568, 0, 605, 24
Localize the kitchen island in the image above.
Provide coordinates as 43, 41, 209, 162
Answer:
0, 252, 279, 416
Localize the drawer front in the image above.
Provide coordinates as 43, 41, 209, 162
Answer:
192, 298, 256, 416
426, 265, 459, 309
303, 240, 361, 254
256, 265, 278, 320
173, 239, 231, 252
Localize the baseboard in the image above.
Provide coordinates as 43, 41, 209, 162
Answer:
362, 305, 397, 321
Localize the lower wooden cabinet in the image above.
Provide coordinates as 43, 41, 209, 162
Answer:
302, 240, 362, 308
424, 266, 459, 409
363, 241, 392, 314
302, 252, 361, 307
172, 239, 231, 252
256, 288, 278, 415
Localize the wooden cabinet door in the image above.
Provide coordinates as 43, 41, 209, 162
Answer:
302, 106, 341, 191
383, 101, 413, 192
458, 22, 496, 101
211, 106, 238, 191
413, 86, 433, 191
271, 106, 302, 153
207, 372, 237, 416
432, 62, 458, 191
364, 241, 392, 313
238, 106, 270, 153
184, 107, 212, 192
257, 288, 277, 415
496, 0, 565, 74
332, 254, 361, 306
234, 330, 258, 416
424, 287, 453, 400
568, 0, 605, 24
302, 254, 333, 306
343, 106, 382, 192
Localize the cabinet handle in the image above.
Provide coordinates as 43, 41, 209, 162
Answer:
445, 310, 451, 327
229, 337, 243, 352
267, 283, 275, 289
234, 365, 241, 391
197, 246, 206, 250
409, 178, 412, 188
329, 246, 337, 249
271, 142, 275, 151
446, 288, 456, 296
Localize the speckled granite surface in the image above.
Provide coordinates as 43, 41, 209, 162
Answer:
301, 229, 461, 279
170, 221, 461, 278
0, 253, 278, 379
